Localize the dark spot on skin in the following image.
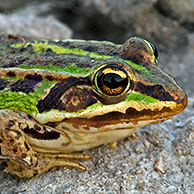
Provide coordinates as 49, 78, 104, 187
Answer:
0, 139, 2, 143
1, 162, 8, 168
45, 49, 57, 56
9, 139, 14, 144
19, 47, 28, 52
37, 76, 90, 113
45, 48, 56, 55
13, 148, 17, 153
43, 127, 47, 132
85, 45, 99, 53
8, 123, 14, 127
128, 55, 143, 65
25, 73, 42, 82
27, 115, 32, 119
26, 43, 34, 47
7, 120, 15, 128
34, 160, 39, 167
46, 48, 53, 52
19, 112, 26, 120
15, 134, 21, 140
6, 71, 16, 77
24, 141, 30, 151
15, 57, 28, 64
23, 126, 60, 140
0, 146, 2, 155
134, 82, 175, 101
54, 86, 97, 112
33, 169, 38, 176
47, 122, 57, 128
46, 75, 54, 81
11, 73, 43, 94
37, 77, 79, 113
5, 128, 11, 131
0, 79, 8, 91
34, 124, 41, 131
11, 79, 33, 93
3, 62, 17, 68
22, 153, 27, 158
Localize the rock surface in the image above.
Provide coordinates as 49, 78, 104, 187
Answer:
0, 3, 72, 40
0, 0, 193, 193
158, 0, 194, 30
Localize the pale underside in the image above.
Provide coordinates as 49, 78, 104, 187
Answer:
27, 117, 168, 153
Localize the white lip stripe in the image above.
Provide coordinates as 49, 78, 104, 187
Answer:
34, 99, 176, 124
55, 117, 169, 133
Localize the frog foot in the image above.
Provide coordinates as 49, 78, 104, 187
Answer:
0, 109, 90, 178
0, 152, 90, 178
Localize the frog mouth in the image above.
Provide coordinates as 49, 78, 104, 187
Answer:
51, 101, 187, 133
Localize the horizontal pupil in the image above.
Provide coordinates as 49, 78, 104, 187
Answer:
103, 73, 126, 89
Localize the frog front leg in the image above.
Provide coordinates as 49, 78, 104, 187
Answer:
0, 110, 89, 178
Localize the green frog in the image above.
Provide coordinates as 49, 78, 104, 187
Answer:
0, 35, 187, 178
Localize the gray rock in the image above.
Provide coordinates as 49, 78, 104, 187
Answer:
124, 9, 188, 51
0, 2, 72, 40
79, 0, 189, 51
158, 0, 194, 30
0, 0, 32, 12
81, 0, 157, 21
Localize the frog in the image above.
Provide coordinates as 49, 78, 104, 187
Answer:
0, 34, 187, 178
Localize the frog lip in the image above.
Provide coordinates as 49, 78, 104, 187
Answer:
54, 100, 187, 130
173, 95, 188, 114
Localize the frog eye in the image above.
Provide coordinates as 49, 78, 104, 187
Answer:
144, 40, 158, 64
93, 63, 130, 96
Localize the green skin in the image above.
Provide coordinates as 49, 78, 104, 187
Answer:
0, 35, 188, 178
0, 35, 185, 118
